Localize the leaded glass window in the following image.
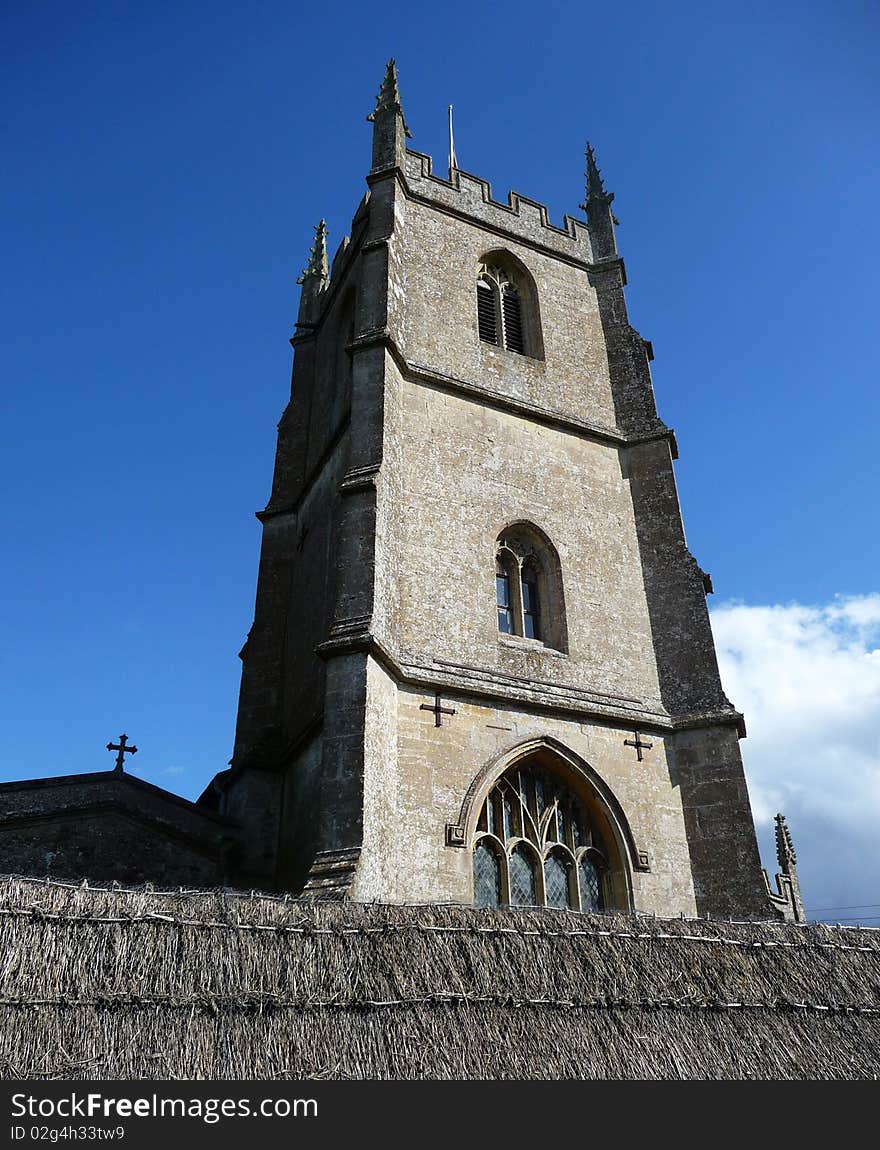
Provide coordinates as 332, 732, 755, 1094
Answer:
553, 803, 566, 846
545, 853, 572, 910
572, 811, 584, 849
533, 776, 545, 824
473, 841, 501, 908
502, 787, 517, 840
579, 855, 603, 912
509, 845, 537, 906
490, 792, 503, 838
472, 759, 610, 912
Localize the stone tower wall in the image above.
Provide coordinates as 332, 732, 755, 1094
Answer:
223, 78, 772, 916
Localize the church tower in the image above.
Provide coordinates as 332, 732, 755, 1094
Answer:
220, 61, 777, 918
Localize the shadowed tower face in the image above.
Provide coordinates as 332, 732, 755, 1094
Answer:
221, 60, 777, 918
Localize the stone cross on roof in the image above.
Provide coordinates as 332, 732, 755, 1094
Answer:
106, 733, 137, 774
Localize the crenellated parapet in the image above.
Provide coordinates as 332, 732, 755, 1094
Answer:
403, 149, 594, 263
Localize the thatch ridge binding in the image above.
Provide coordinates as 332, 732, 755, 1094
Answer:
3, 995, 878, 1015
2, 878, 879, 1080
1, 906, 878, 954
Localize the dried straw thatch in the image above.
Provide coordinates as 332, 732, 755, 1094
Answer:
1, 876, 878, 1080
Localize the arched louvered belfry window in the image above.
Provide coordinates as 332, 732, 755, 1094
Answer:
472, 758, 609, 912
477, 276, 498, 346
476, 257, 540, 357
495, 523, 567, 652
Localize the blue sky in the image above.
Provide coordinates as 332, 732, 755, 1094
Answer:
2, 2, 878, 919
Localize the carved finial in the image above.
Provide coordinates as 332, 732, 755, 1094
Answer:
583, 143, 619, 218
296, 220, 329, 328
581, 142, 620, 258
297, 219, 329, 289
585, 142, 612, 204
367, 58, 411, 138
775, 812, 797, 873
767, 812, 805, 923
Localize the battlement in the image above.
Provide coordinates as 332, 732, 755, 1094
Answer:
403, 149, 595, 263
300, 151, 598, 333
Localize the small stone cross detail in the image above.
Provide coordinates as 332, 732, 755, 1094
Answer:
624, 729, 653, 762
420, 692, 456, 728
107, 733, 138, 773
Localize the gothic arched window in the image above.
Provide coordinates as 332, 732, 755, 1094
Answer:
472, 760, 608, 912
495, 524, 567, 652
476, 256, 541, 358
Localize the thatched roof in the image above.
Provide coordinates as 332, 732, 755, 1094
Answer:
1, 876, 878, 1080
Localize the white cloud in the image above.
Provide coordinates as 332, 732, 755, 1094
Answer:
710, 595, 880, 923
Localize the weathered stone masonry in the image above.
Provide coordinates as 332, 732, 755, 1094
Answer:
217, 61, 788, 918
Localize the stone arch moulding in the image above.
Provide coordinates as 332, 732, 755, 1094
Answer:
456, 736, 644, 898
477, 247, 545, 361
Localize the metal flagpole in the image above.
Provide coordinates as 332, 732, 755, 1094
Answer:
448, 104, 457, 177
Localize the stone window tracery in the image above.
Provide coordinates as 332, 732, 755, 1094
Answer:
495, 524, 567, 652
476, 256, 543, 358
472, 761, 608, 911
